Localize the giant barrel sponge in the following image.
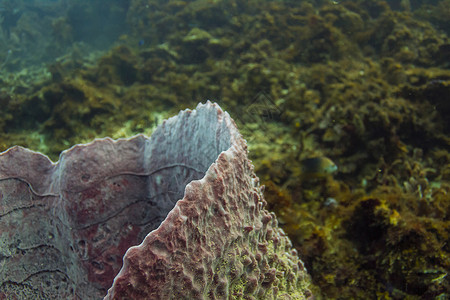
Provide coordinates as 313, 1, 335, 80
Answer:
0, 102, 312, 299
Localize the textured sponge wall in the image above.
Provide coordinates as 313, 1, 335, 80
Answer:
0, 102, 311, 299
106, 102, 312, 299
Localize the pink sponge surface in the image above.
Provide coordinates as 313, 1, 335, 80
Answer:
0, 102, 311, 299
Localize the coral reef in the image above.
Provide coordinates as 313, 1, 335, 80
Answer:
0, 0, 449, 298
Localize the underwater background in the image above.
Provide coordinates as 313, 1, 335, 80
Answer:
0, 0, 448, 299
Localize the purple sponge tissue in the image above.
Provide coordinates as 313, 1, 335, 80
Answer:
0, 102, 312, 299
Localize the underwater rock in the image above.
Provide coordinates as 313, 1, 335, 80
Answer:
0, 102, 311, 299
